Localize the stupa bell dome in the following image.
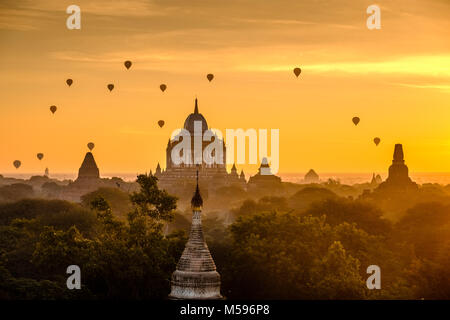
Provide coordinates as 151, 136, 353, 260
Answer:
183, 98, 208, 135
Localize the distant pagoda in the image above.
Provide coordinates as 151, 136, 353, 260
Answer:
377, 144, 417, 191
169, 172, 222, 300
304, 169, 319, 183
77, 152, 100, 180
370, 173, 382, 185
248, 157, 281, 188
62, 151, 102, 202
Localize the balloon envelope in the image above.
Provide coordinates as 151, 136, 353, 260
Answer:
13, 160, 21, 169
124, 61, 132, 69
160, 84, 167, 92
293, 67, 301, 77
158, 120, 165, 128
352, 117, 360, 126
207, 74, 214, 82
87, 142, 95, 151
66, 79, 73, 87
50, 105, 57, 114
107, 84, 114, 92
37, 153, 44, 160
374, 137, 381, 146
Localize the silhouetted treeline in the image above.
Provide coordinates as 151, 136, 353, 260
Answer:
0, 174, 185, 299
1, 177, 450, 299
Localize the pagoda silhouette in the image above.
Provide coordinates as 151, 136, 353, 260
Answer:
169, 172, 222, 299
377, 144, 418, 191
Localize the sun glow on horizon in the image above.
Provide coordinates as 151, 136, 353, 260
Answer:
0, 0, 449, 174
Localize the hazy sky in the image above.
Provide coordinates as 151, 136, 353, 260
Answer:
0, 0, 449, 175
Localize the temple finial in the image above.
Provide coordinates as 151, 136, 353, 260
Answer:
194, 98, 199, 114
191, 169, 203, 208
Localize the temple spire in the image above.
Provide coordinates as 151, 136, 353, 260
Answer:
194, 98, 199, 114
156, 163, 161, 175
191, 170, 203, 208
393, 144, 404, 163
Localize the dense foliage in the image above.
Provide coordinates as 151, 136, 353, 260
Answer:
1, 178, 450, 299
0, 174, 185, 299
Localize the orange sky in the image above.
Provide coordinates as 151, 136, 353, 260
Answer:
0, 0, 449, 176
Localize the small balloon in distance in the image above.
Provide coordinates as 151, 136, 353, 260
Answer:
50, 105, 57, 114
124, 61, 132, 70
373, 137, 381, 146
160, 84, 167, 92
352, 117, 360, 126
107, 84, 114, 92
293, 67, 301, 77
87, 142, 95, 151
13, 160, 21, 169
37, 153, 44, 160
207, 74, 214, 82
158, 120, 165, 128
66, 79, 73, 87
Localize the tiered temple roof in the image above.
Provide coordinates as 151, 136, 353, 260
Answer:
377, 144, 417, 191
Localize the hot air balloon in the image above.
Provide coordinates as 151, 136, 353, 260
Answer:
107, 84, 114, 92
37, 153, 44, 160
13, 160, 21, 169
66, 79, 73, 87
158, 120, 165, 128
373, 137, 381, 146
207, 74, 214, 82
87, 142, 95, 151
293, 67, 301, 77
160, 84, 167, 92
124, 61, 132, 70
352, 117, 360, 126
50, 105, 57, 114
